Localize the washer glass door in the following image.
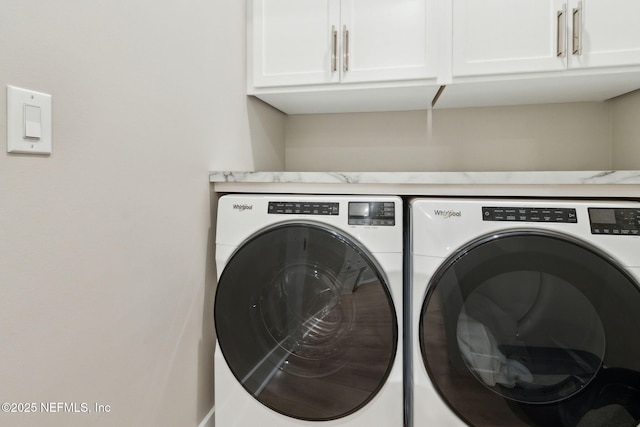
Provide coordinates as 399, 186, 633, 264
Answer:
420, 230, 640, 427
215, 222, 397, 421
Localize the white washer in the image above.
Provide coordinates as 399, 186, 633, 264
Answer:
215, 194, 403, 426
410, 198, 640, 427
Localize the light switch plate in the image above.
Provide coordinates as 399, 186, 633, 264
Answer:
7, 85, 52, 155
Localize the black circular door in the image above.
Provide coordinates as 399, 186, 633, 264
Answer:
420, 230, 640, 427
215, 222, 397, 421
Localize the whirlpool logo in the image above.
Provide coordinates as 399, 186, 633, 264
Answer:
434, 209, 462, 219
232, 204, 253, 212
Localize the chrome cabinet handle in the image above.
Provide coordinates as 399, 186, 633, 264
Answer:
331, 26, 337, 72
557, 6, 567, 57
572, 1, 583, 55
343, 25, 349, 72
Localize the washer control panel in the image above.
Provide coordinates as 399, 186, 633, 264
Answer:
267, 200, 395, 226
588, 208, 640, 235
268, 201, 339, 216
348, 202, 395, 226
482, 207, 578, 223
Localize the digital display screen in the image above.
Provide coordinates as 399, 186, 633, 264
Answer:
589, 208, 617, 225
348, 202, 370, 217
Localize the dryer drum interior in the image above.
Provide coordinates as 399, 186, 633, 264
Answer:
215, 222, 398, 421
420, 230, 640, 427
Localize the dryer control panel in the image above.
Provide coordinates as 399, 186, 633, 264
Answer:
482, 207, 577, 223
588, 208, 640, 235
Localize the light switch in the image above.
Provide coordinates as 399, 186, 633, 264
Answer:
7, 85, 52, 155
24, 104, 42, 139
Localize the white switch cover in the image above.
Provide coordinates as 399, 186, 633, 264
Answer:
7, 85, 52, 155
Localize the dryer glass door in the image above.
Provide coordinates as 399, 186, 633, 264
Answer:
419, 230, 640, 427
215, 223, 397, 421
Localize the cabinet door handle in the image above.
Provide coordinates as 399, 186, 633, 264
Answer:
343, 25, 349, 72
572, 1, 583, 55
331, 26, 337, 72
556, 7, 566, 57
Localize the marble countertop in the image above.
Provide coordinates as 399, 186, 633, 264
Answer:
210, 170, 640, 185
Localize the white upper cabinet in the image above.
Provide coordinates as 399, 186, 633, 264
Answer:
248, 0, 640, 112
340, 0, 435, 83
453, 0, 566, 76
453, 0, 640, 77
249, 0, 435, 88
250, 0, 340, 87
570, 0, 640, 69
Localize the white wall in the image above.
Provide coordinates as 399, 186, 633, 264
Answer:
612, 90, 640, 170
285, 102, 613, 171
0, 1, 283, 427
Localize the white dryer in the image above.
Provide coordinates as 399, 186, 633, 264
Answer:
410, 198, 640, 427
214, 194, 403, 426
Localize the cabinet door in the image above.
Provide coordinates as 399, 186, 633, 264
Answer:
453, 0, 567, 76
340, 0, 435, 83
569, 0, 640, 69
251, 0, 340, 87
